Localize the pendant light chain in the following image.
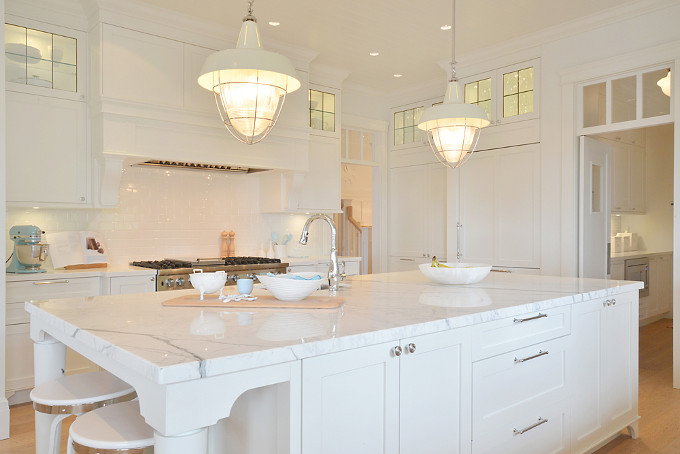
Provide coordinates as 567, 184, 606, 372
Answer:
450, 0, 457, 82
244, 0, 256, 22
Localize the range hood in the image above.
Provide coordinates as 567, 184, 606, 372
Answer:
134, 160, 268, 174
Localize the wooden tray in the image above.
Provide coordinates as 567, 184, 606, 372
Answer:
162, 293, 344, 309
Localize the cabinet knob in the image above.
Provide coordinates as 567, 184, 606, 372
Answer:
150, 277, 155, 282
407, 343, 416, 353
603, 300, 610, 307
392, 346, 403, 357
611, 298, 616, 305
80, 196, 86, 201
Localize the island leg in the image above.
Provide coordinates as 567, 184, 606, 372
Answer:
154, 428, 208, 454
33, 336, 67, 454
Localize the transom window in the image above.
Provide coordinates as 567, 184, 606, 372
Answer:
394, 106, 424, 145
464, 78, 492, 120
4, 23, 77, 92
309, 89, 335, 132
503, 67, 534, 118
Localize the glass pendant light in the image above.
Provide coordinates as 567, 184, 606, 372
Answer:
658, 70, 671, 97
417, 0, 490, 168
197, 0, 301, 144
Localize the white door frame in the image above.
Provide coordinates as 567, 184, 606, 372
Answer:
561, 40, 680, 387
342, 114, 389, 273
1, 0, 9, 439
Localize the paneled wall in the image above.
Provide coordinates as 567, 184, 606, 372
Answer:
6, 166, 325, 267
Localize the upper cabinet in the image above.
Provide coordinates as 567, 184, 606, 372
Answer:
459, 59, 540, 151
580, 65, 671, 135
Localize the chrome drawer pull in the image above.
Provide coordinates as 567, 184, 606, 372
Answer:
33, 280, 70, 285
513, 313, 547, 323
514, 350, 549, 364
513, 417, 548, 435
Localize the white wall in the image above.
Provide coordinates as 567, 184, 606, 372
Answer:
6, 167, 326, 267
614, 125, 674, 252
0, 0, 9, 439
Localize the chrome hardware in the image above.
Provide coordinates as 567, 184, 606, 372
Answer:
603, 300, 610, 307
400, 258, 415, 262
150, 277, 155, 282
300, 214, 340, 292
393, 346, 403, 357
163, 278, 175, 288
33, 280, 70, 285
514, 350, 549, 364
79, 196, 85, 201
407, 343, 416, 353
175, 278, 185, 287
491, 268, 511, 273
340, 261, 347, 281
513, 417, 548, 436
456, 222, 462, 262
611, 298, 616, 305
513, 313, 547, 323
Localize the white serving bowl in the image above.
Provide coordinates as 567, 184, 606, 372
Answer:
418, 262, 492, 285
256, 272, 324, 302
189, 270, 227, 300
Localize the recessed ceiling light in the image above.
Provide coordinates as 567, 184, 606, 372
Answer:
441, 24, 452, 30
393, 74, 403, 78
369, 52, 379, 56
268, 21, 280, 26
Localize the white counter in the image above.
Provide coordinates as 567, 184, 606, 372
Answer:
25, 271, 640, 385
6, 265, 156, 282
610, 250, 671, 260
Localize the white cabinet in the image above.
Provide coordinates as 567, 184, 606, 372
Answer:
389, 163, 447, 270
570, 293, 638, 453
301, 328, 471, 454
647, 253, 672, 319
5, 277, 101, 397
452, 144, 540, 269
5, 92, 89, 206
611, 144, 645, 213
105, 275, 157, 295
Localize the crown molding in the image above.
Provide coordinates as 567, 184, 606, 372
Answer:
6, 0, 87, 30
309, 63, 351, 89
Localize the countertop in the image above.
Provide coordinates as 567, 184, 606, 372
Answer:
6, 265, 157, 282
25, 271, 642, 385
610, 250, 672, 260
283, 256, 361, 265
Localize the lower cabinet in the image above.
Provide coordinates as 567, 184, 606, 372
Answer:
301, 328, 471, 454
5, 277, 101, 396
105, 275, 157, 294
570, 293, 638, 453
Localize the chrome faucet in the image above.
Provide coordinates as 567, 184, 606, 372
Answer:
299, 214, 340, 293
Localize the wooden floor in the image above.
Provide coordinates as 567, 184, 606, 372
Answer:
0, 319, 678, 454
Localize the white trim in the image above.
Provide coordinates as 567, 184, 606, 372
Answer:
1, 0, 10, 440
6, 0, 87, 31
309, 63, 350, 89
342, 114, 388, 133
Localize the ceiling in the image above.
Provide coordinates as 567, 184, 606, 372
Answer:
135, 0, 640, 93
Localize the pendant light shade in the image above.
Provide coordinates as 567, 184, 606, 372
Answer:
418, 80, 490, 167
197, 3, 301, 144
417, 0, 489, 168
658, 70, 671, 97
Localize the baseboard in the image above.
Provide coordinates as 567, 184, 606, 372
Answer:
7, 389, 31, 406
640, 314, 673, 327
0, 397, 9, 440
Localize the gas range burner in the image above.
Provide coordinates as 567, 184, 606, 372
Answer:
223, 257, 281, 266
131, 259, 192, 270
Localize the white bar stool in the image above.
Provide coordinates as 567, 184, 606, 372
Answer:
30, 371, 137, 454
69, 400, 154, 454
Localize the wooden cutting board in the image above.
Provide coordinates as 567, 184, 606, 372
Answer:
162, 293, 344, 309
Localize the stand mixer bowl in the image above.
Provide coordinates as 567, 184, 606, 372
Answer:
16, 244, 49, 270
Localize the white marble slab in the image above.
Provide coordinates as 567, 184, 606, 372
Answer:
7, 265, 156, 282
25, 271, 643, 385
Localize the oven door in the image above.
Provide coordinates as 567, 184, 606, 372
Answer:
625, 258, 649, 297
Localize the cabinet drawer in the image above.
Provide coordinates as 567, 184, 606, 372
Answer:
471, 305, 571, 360
472, 336, 569, 442
472, 399, 569, 454
7, 302, 30, 325
7, 277, 100, 302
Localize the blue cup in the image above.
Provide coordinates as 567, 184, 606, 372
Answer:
236, 278, 254, 295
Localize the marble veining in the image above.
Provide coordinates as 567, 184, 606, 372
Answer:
26, 271, 643, 384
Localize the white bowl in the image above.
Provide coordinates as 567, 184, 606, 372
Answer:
418, 262, 491, 285
257, 272, 323, 301
189, 270, 227, 300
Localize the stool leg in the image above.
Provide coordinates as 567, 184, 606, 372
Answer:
154, 428, 208, 454
35, 412, 69, 454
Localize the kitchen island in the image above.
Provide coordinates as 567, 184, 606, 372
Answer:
26, 271, 643, 454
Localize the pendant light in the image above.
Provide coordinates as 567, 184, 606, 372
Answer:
417, 0, 490, 168
658, 70, 671, 97
197, 0, 301, 144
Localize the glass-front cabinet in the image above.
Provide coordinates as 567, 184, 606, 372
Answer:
580, 65, 671, 133
460, 58, 540, 127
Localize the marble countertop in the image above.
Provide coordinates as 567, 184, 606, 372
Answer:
610, 250, 672, 260
26, 271, 642, 385
6, 265, 157, 282
284, 256, 361, 265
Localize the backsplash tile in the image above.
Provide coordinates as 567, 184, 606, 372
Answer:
6, 166, 325, 267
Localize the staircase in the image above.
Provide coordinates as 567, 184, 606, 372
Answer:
334, 200, 372, 274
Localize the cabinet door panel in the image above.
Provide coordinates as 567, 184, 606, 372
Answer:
428, 164, 448, 259
389, 166, 427, 257
109, 276, 156, 295
6, 92, 88, 204
102, 25, 183, 107
610, 147, 628, 211
628, 148, 645, 212
400, 329, 471, 454
459, 154, 496, 263
297, 137, 341, 211
302, 342, 399, 454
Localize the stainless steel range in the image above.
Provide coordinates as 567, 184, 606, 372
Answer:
131, 257, 288, 291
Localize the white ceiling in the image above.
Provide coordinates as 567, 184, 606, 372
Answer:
135, 0, 639, 93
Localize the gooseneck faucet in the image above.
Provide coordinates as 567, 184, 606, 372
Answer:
299, 214, 340, 293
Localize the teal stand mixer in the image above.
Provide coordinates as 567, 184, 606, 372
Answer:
6, 225, 50, 273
